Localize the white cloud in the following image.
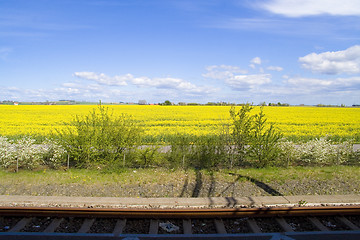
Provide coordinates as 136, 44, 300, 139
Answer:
227, 74, 271, 90
299, 45, 360, 74
244, 76, 360, 103
336, 76, 360, 86
259, 0, 360, 17
72, 71, 216, 95
286, 77, 333, 87
132, 77, 189, 89
205, 64, 247, 73
203, 64, 271, 90
202, 65, 248, 79
285, 76, 360, 90
132, 77, 217, 94
73, 72, 130, 86
251, 57, 262, 65
267, 66, 283, 71
249, 57, 262, 69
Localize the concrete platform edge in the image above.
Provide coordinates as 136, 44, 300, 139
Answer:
0, 194, 359, 209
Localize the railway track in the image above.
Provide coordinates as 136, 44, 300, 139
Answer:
1, 205, 360, 239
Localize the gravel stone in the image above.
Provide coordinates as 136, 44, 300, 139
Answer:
89, 218, 117, 233
0, 217, 22, 232
318, 216, 351, 231
346, 215, 360, 228
223, 218, 251, 233
55, 217, 83, 233
191, 219, 217, 234
283, 216, 317, 231
21, 217, 52, 232
122, 219, 150, 234
255, 217, 283, 233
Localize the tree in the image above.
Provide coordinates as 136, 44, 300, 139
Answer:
163, 100, 172, 105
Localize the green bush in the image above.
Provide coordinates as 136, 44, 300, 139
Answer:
57, 105, 142, 168
247, 107, 283, 167
131, 146, 165, 168
229, 104, 254, 164
188, 135, 227, 169
230, 104, 283, 167
167, 133, 193, 169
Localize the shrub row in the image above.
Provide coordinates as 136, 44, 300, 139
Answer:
0, 136, 358, 171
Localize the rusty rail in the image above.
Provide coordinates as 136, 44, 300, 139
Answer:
1, 205, 360, 218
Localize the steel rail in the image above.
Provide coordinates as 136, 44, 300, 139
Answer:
1, 205, 360, 218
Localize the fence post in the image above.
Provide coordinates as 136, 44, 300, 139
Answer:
123, 152, 126, 167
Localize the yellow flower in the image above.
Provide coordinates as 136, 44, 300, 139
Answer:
0, 105, 358, 142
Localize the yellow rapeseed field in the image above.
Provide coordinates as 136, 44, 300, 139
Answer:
0, 105, 359, 142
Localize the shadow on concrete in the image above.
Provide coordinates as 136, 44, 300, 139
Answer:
224, 196, 239, 207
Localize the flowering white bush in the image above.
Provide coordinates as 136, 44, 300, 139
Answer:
276, 140, 299, 167
0, 137, 17, 168
0, 136, 356, 170
0, 137, 67, 170
41, 139, 67, 169
298, 138, 354, 166
278, 138, 354, 166
15, 137, 43, 169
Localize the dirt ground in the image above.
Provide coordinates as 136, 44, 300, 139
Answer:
1, 168, 359, 198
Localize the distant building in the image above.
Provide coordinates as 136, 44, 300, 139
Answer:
138, 100, 147, 105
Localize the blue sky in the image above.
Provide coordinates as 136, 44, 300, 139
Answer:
1, 0, 360, 105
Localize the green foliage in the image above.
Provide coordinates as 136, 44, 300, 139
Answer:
230, 104, 283, 167
167, 134, 227, 170
162, 100, 172, 105
57, 105, 142, 168
188, 135, 227, 169
229, 104, 254, 163
167, 133, 193, 169
247, 107, 283, 167
131, 146, 164, 168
